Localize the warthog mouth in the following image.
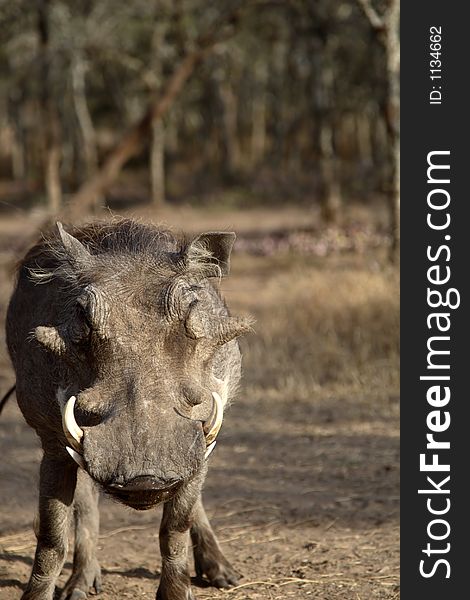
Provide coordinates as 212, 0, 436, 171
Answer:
105, 476, 184, 511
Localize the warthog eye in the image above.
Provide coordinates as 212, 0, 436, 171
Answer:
71, 302, 92, 345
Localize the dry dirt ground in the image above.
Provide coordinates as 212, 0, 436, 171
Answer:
0, 207, 399, 600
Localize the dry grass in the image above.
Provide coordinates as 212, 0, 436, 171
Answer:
225, 251, 399, 405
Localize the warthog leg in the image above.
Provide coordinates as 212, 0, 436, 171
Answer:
60, 471, 102, 600
190, 496, 240, 589
156, 473, 205, 600
21, 454, 77, 600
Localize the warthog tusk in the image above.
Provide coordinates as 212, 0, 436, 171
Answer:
203, 391, 224, 446
66, 446, 86, 470
205, 440, 217, 460
62, 396, 84, 453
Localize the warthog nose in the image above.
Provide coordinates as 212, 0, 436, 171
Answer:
108, 475, 182, 494
106, 475, 183, 510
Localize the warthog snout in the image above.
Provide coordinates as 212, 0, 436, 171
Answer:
106, 475, 184, 510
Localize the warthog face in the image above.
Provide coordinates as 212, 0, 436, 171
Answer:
25, 222, 251, 510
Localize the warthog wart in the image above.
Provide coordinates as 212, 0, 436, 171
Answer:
6, 219, 252, 600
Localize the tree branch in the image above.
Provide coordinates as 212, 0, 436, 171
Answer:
61, 2, 245, 221
355, 0, 384, 32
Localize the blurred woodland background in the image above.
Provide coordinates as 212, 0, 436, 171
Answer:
0, 2, 400, 598
0, 0, 399, 256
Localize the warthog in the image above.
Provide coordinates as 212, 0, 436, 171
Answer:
6, 220, 251, 600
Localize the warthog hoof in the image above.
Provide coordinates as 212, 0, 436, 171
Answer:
155, 585, 195, 600
59, 559, 102, 600
195, 553, 240, 589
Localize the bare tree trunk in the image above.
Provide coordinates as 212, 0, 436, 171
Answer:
6, 90, 26, 180
71, 54, 101, 212
384, 0, 400, 262
11, 135, 26, 180
151, 120, 165, 205
9, 105, 26, 180
251, 94, 266, 165
165, 111, 179, 155
72, 55, 98, 179
356, 0, 400, 262
250, 61, 267, 167
355, 113, 372, 166
371, 113, 388, 173
149, 24, 166, 206
45, 120, 62, 213
319, 119, 341, 223
315, 50, 341, 224
38, 0, 62, 213
220, 81, 241, 176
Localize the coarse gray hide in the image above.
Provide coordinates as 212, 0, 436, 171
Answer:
6, 220, 252, 600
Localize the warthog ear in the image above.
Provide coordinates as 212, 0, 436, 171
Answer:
57, 222, 92, 265
187, 232, 236, 277
185, 310, 254, 345
212, 314, 254, 345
